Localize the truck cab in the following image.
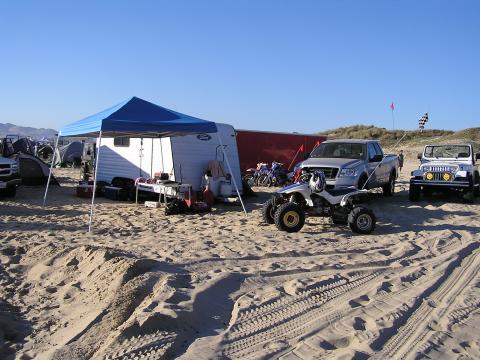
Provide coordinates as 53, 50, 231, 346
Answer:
299, 139, 399, 195
409, 144, 480, 202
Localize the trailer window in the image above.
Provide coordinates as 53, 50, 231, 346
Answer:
114, 137, 130, 147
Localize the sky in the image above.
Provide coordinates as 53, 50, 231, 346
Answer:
0, 0, 478, 133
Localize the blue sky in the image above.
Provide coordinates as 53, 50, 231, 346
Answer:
0, 0, 478, 133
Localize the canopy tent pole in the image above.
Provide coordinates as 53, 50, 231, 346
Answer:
88, 131, 102, 232
150, 138, 154, 177
216, 132, 247, 216
42, 133, 60, 207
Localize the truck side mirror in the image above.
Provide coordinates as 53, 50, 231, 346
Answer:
417, 153, 422, 160
370, 154, 383, 162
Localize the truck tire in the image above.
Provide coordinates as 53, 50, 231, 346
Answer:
348, 207, 376, 234
357, 175, 368, 190
409, 183, 420, 201
274, 202, 305, 233
262, 198, 277, 224
382, 172, 395, 196
5, 186, 16, 197
474, 171, 480, 197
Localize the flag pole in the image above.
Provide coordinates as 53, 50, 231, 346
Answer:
390, 102, 395, 131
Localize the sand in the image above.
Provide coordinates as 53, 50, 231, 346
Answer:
1, 157, 479, 359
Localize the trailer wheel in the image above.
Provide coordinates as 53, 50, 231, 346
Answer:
262, 198, 277, 224
409, 183, 421, 201
274, 202, 305, 233
348, 207, 376, 234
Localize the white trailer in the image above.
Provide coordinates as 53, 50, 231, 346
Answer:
96, 123, 243, 194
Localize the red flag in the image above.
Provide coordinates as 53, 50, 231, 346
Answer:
299, 144, 304, 152
390, 102, 395, 111
315, 140, 320, 146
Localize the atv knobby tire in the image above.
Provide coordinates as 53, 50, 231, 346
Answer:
348, 206, 376, 234
274, 202, 305, 233
262, 198, 277, 224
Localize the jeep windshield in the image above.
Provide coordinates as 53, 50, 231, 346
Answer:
310, 143, 366, 159
424, 145, 470, 159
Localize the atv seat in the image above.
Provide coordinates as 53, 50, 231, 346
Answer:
324, 188, 359, 197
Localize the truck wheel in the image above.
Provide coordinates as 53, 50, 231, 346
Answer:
262, 198, 277, 224
274, 202, 305, 233
5, 186, 16, 197
474, 171, 480, 197
409, 183, 420, 201
348, 207, 376, 234
357, 175, 368, 190
382, 173, 395, 196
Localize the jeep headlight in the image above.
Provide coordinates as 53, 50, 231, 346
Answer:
338, 168, 357, 177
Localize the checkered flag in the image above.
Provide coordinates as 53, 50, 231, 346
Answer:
418, 112, 428, 132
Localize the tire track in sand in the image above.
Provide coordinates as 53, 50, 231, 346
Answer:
373, 241, 479, 359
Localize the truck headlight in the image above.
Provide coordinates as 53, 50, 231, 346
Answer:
338, 168, 357, 177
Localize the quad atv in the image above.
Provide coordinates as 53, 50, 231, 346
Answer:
262, 171, 376, 234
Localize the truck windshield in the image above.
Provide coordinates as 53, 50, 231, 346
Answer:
310, 143, 366, 159
424, 145, 470, 158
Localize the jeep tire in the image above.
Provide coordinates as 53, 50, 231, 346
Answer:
409, 182, 421, 201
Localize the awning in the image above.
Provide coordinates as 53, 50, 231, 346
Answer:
59, 96, 217, 137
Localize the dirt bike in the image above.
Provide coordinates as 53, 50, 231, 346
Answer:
262, 170, 376, 234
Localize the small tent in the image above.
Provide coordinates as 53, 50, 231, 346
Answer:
12, 138, 36, 156
10, 153, 58, 185
44, 96, 246, 231
58, 140, 84, 166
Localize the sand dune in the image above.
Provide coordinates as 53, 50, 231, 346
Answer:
1, 158, 479, 359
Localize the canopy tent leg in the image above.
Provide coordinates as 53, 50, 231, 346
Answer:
42, 134, 60, 207
88, 131, 102, 232
216, 133, 247, 216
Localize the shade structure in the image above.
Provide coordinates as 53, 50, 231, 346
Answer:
45, 96, 246, 232
59, 96, 218, 137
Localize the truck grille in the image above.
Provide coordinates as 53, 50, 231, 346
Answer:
0, 164, 10, 169
314, 167, 339, 179
423, 165, 457, 173
425, 172, 453, 182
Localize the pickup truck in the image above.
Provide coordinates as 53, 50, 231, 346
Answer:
0, 155, 21, 197
409, 144, 480, 202
299, 139, 399, 195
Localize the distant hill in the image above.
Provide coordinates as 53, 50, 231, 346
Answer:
319, 125, 480, 150
0, 122, 56, 140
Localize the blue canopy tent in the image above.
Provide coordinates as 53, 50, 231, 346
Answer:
43, 97, 246, 231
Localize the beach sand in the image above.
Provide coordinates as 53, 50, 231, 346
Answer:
1, 157, 479, 359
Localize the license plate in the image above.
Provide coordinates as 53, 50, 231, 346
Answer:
0, 182, 6, 189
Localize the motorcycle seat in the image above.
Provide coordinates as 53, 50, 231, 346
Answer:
323, 188, 358, 197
